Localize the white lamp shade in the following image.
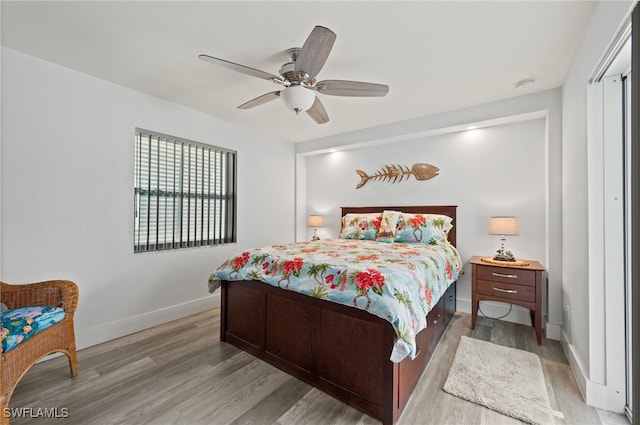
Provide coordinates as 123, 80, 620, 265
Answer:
489, 216, 519, 235
281, 85, 315, 113
307, 215, 323, 227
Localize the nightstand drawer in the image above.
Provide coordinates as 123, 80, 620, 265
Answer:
471, 256, 545, 345
476, 280, 535, 303
476, 265, 535, 286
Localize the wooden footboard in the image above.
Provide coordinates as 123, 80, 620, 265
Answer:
220, 279, 456, 424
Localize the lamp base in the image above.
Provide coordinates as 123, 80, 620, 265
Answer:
493, 254, 516, 262
494, 247, 515, 262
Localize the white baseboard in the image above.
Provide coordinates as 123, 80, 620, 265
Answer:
75, 293, 220, 350
457, 297, 560, 341
458, 297, 532, 326
584, 373, 625, 413
560, 329, 587, 400
74, 295, 556, 351
560, 328, 625, 413
545, 322, 562, 340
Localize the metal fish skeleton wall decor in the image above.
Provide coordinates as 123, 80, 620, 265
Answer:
355, 163, 439, 189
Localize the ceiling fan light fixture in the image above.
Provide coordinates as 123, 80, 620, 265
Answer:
199, 25, 387, 124
280, 85, 315, 114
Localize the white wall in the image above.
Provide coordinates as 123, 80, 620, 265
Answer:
560, 0, 635, 410
301, 116, 549, 327
297, 89, 564, 337
0, 47, 295, 348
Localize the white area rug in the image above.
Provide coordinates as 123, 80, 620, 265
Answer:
443, 336, 554, 425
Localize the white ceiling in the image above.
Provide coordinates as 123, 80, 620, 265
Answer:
1, 1, 595, 143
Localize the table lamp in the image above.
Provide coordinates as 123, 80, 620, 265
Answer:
308, 215, 323, 241
489, 216, 519, 261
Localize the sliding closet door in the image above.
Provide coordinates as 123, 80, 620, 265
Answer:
624, 69, 633, 421
631, 5, 639, 425
588, 20, 632, 415
602, 73, 626, 412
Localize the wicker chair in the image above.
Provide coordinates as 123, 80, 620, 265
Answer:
0, 280, 79, 425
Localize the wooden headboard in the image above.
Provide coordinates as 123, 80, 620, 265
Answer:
340, 205, 457, 247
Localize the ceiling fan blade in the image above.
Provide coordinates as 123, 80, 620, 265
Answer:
198, 54, 282, 83
295, 26, 336, 78
306, 97, 329, 124
316, 80, 389, 97
237, 91, 281, 109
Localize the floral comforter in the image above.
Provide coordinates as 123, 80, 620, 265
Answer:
210, 239, 462, 362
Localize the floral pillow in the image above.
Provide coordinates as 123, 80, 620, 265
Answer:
394, 213, 453, 245
339, 213, 382, 240
1, 306, 66, 353
376, 210, 402, 243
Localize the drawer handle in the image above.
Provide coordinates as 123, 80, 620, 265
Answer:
416, 346, 422, 357
492, 272, 518, 279
433, 313, 441, 324
492, 286, 517, 294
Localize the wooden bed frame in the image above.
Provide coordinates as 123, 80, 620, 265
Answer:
219, 206, 458, 425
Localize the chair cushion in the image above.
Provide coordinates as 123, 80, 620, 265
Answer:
1, 306, 66, 353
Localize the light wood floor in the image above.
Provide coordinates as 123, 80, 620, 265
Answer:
9, 308, 628, 425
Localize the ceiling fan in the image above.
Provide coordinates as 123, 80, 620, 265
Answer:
198, 25, 389, 124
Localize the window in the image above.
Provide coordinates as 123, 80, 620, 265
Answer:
134, 128, 236, 252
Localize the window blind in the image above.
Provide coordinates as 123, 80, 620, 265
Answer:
134, 129, 236, 252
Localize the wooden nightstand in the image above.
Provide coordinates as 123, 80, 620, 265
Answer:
470, 256, 546, 345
